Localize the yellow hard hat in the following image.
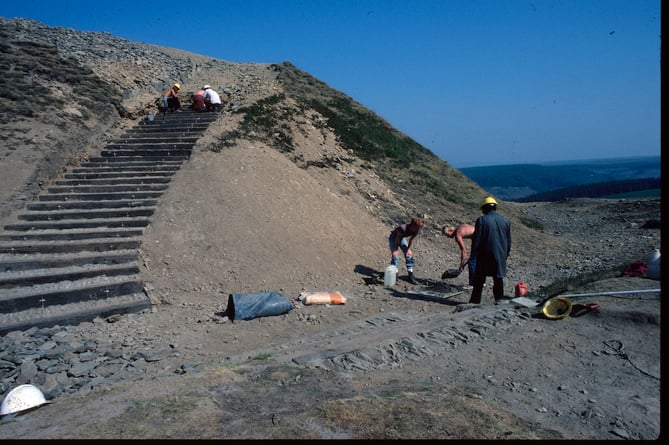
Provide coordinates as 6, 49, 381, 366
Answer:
541, 297, 573, 320
481, 196, 498, 209
174, 83, 181, 89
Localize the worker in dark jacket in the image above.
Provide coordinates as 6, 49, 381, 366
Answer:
469, 197, 511, 304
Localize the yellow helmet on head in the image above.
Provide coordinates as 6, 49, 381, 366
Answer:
481, 196, 498, 210
174, 83, 181, 89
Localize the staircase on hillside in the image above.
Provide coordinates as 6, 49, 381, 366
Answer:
0, 109, 220, 335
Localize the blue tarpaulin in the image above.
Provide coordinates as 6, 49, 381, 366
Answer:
226, 291, 294, 321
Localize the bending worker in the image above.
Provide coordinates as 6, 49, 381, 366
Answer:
202, 85, 222, 112
388, 217, 423, 285
442, 223, 476, 288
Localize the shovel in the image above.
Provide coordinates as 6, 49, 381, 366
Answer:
442, 260, 468, 279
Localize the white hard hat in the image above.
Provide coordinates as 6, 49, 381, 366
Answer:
203, 85, 211, 89
1, 384, 51, 417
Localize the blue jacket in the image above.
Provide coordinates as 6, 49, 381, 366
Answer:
471, 210, 511, 278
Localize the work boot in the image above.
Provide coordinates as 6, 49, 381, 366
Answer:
408, 272, 418, 285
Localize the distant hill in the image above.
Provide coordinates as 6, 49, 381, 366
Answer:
458, 156, 661, 201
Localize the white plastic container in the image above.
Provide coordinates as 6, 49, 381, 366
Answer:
384, 265, 397, 287
647, 249, 660, 280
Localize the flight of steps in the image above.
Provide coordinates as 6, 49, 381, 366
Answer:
0, 110, 220, 335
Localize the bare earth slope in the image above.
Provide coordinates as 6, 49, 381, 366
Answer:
0, 18, 662, 440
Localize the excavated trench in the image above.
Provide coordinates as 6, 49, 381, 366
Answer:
0, 110, 220, 334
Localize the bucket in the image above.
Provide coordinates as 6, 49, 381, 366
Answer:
647, 249, 660, 280
384, 265, 397, 287
147, 114, 155, 121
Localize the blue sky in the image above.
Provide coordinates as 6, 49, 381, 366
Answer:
1, 0, 661, 167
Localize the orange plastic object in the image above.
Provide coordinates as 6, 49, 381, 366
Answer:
303, 292, 347, 305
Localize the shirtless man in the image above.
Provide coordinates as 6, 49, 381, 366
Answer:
442, 223, 476, 287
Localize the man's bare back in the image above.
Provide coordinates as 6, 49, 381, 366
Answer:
443, 223, 475, 269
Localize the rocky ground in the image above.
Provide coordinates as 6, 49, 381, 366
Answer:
0, 17, 663, 440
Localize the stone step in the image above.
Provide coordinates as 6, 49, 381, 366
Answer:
0, 291, 151, 335
0, 250, 138, 272
0, 275, 145, 313
4, 217, 151, 231
77, 161, 182, 170
27, 198, 158, 211
18, 207, 156, 221
99, 149, 193, 158
103, 142, 195, 150
0, 237, 142, 254
0, 108, 218, 334
85, 155, 189, 163
64, 171, 174, 180
38, 191, 164, 202
47, 183, 168, 194
53, 177, 171, 187
124, 126, 211, 134
0, 262, 140, 288
0, 227, 144, 242
0, 282, 150, 335
117, 135, 199, 143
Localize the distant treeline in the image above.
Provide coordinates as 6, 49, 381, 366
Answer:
458, 156, 660, 201
514, 177, 661, 202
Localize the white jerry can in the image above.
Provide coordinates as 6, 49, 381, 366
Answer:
384, 265, 398, 286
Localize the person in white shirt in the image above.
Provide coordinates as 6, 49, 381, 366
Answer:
202, 85, 222, 112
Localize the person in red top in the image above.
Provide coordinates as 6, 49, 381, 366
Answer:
388, 217, 423, 284
191, 93, 206, 111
